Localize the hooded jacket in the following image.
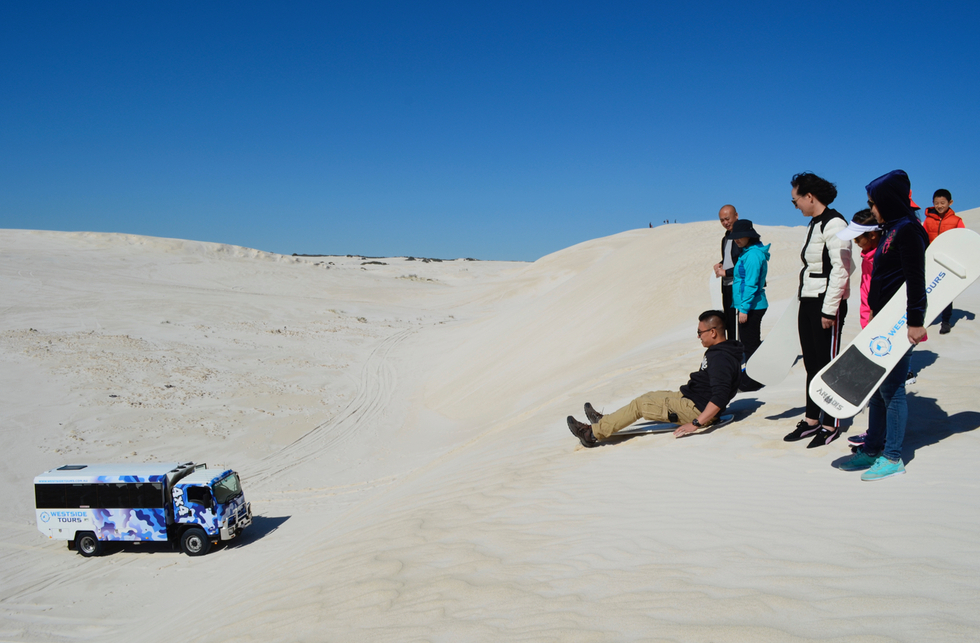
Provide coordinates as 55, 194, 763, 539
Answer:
866, 170, 928, 327
680, 339, 743, 412
732, 242, 770, 313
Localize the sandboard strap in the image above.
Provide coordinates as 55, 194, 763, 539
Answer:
934, 252, 966, 279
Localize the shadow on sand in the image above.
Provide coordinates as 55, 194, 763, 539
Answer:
81, 514, 291, 557
831, 393, 980, 468
928, 308, 975, 329
223, 514, 290, 550
909, 349, 938, 375
902, 393, 980, 464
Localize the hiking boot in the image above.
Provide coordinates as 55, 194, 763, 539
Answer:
940, 321, 951, 334
838, 448, 880, 471
784, 420, 820, 442
567, 416, 598, 448
584, 402, 604, 425
861, 456, 906, 481
847, 432, 867, 446
806, 426, 841, 449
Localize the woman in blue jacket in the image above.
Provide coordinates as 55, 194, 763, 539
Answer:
730, 219, 770, 361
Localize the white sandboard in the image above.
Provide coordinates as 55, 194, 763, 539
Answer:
810, 228, 980, 418
710, 272, 722, 310
615, 413, 735, 436
744, 298, 801, 386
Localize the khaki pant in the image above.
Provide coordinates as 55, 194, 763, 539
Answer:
593, 390, 701, 440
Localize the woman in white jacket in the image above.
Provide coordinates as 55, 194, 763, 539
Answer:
783, 172, 852, 448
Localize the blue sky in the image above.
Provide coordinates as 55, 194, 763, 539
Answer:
2, 1, 978, 261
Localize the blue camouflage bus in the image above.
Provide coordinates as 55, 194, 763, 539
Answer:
34, 461, 251, 556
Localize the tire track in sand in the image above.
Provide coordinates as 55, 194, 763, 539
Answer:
246, 327, 414, 489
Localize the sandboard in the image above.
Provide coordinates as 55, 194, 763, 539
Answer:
615, 413, 735, 436
710, 272, 723, 310
809, 228, 980, 418
744, 298, 801, 386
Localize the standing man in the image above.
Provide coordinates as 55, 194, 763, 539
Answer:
783, 172, 851, 448
713, 205, 743, 340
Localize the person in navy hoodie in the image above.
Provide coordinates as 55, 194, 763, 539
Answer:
838, 170, 928, 481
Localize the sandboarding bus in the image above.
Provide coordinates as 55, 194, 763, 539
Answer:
34, 461, 252, 556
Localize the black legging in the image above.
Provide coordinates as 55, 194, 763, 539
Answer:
722, 282, 739, 341
739, 308, 767, 360
799, 296, 847, 427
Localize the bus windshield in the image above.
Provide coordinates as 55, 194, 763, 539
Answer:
212, 473, 242, 504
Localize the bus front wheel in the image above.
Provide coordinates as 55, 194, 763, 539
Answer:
75, 532, 103, 557
180, 528, 212, 556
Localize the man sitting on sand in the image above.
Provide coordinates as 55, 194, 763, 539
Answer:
567, 310, 743, 447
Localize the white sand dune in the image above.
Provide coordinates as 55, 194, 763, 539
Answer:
2, 213, 980, 642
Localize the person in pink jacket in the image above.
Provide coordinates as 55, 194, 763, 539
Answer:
837, 209, 881, 329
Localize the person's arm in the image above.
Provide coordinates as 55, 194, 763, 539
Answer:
713, 236, 727, 277
673, 402, 722, 437
821, 219, 852, 328
674, 351, 738, 437
901, 227, 928, 344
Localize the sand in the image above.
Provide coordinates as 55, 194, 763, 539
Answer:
2, 213, 979, 642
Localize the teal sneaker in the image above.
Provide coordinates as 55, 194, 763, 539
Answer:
860, 456, 906, 481
838, 449, 880, 471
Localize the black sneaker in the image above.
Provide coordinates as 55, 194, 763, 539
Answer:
567, 416, 598, 448
584, 402, 603, 424
784, 420, 821, 442
940, 322, 951, 334
806, 426, 841, 449
847, 432, 867, 446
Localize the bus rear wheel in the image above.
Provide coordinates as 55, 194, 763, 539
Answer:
180, 527, 212, 556
75, 532, 103, 557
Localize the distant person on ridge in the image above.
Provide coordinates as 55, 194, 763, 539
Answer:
566, 311, 742, 447
923, 189, 964, 334
712, 205, 743, 340
783, 172, 851, 449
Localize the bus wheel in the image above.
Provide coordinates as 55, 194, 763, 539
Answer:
180, 528, 212, 556
75, 532, 103, 557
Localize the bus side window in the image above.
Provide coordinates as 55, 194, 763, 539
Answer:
186, 486, 213, 509
131, 483, 165, 509
35, 484, 67, 509
66, 484, 97, 509
98, 483, 130, 509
